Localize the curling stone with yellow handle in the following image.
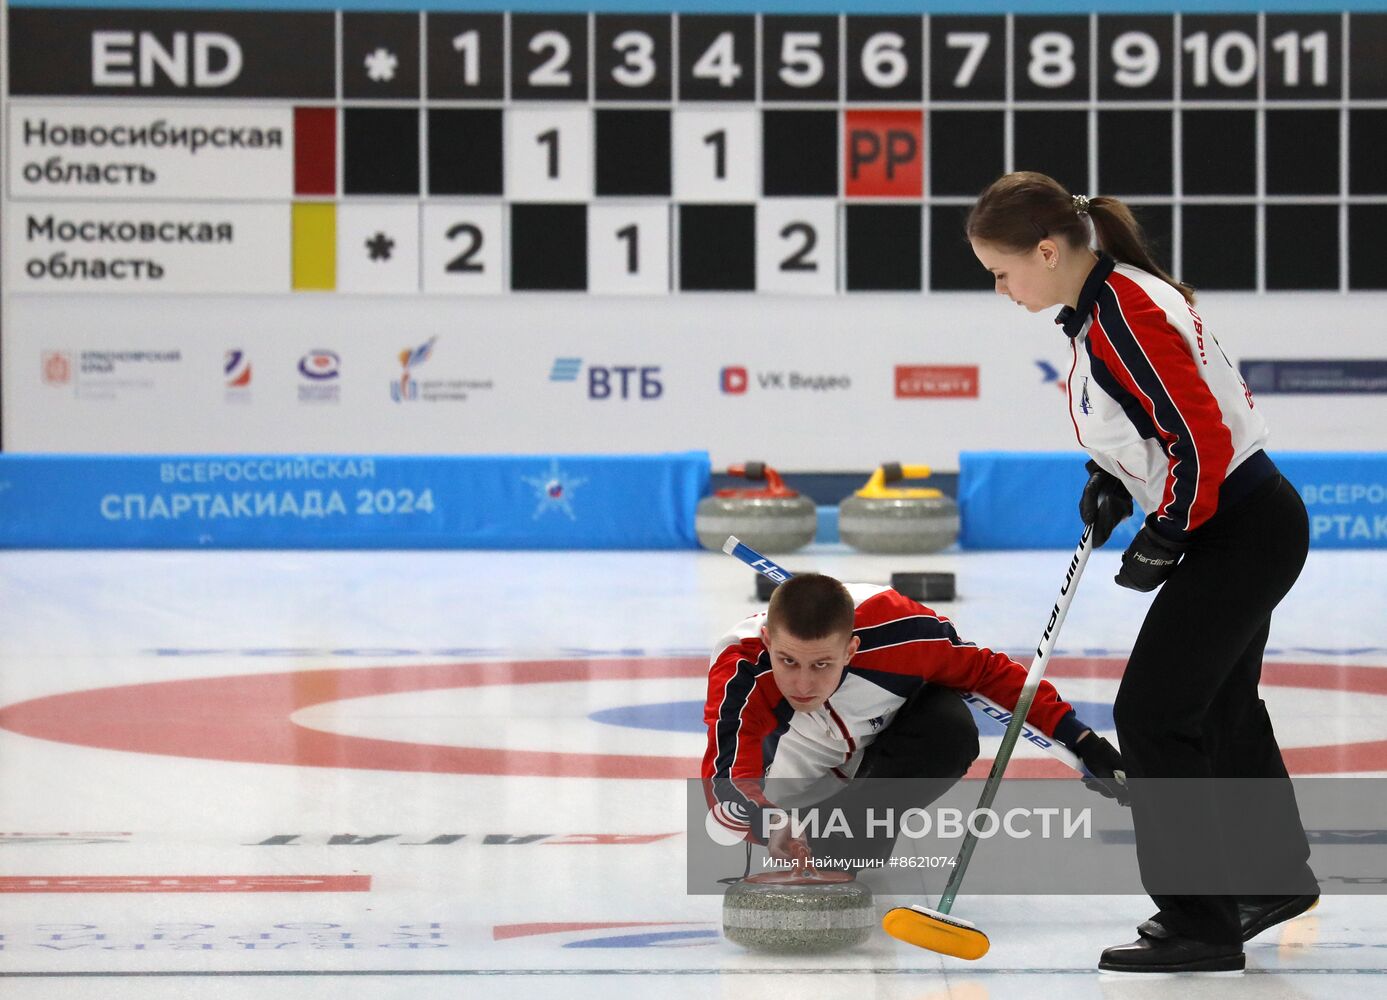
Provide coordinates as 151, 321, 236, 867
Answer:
838, 463, 960, 554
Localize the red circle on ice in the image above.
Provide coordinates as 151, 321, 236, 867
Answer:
0, 658, 1383, 778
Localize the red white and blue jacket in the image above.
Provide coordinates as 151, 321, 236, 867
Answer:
701, 584, 1086, 843
1057, 254, 1274, 543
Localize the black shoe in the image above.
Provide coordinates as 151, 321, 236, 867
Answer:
1100, 934, 1244, 974
1238, 894, 1319, 941
1136, 914, 1172, 940
1137, 894, 1319, 944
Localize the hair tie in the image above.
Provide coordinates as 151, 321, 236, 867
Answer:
1072, 195, 1091, 215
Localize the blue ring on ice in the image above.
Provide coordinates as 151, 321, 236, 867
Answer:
588, 700, 704, 733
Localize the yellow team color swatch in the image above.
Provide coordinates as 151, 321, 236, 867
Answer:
292, 203, 336, 291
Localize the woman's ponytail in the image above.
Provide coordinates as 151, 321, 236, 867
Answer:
1088, 196, 1195, 305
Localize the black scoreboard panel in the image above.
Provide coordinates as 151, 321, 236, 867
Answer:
9, 9, 1387, 294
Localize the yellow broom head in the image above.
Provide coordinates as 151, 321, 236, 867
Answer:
881, 905, 990, 960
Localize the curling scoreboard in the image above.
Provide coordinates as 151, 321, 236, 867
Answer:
7, 3, 1387, 295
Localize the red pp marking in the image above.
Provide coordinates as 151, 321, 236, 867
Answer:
844, 109, 923, 197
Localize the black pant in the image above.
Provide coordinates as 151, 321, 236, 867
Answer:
808, 684, 980, 866
1113, 474, 1317, 944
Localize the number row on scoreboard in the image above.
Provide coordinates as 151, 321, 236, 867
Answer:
311, 201, 937, 295
341, 12, 1387, 103
344, 107, 931, 200
337, 105, 1387, 201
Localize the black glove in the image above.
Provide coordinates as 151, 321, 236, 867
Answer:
1078, 460, 1133, 548
1075, 731, 1130, 806
1115, 525, 1187, 592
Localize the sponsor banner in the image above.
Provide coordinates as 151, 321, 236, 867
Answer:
4, 295, 1385, 468
9, 104, 294, 201
717, 365, 850, 394
37, 347, 182, 400
958, 451, 1387, 549
1241, 359, 1387, 395
297, 348, 341, 403
7, 201, 289, 293
224, 349, 253, 398
895, 364, 978, 398
1277, 453, 1387, 547
0, 875, 369, 893
0, 453, 709, 549
549, 357, 665, 400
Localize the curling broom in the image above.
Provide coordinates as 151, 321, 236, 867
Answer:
881, 524, 1094, 959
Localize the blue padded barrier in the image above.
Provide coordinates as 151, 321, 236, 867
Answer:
959, 451, 1387, 550
0, 452, 709, 549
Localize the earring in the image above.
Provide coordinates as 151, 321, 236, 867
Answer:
1048, 260, 1057, 270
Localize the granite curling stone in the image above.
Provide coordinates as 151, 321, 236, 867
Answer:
838, 462, 960, 555
722, 872, 874, 953
696, 461, 817, 554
